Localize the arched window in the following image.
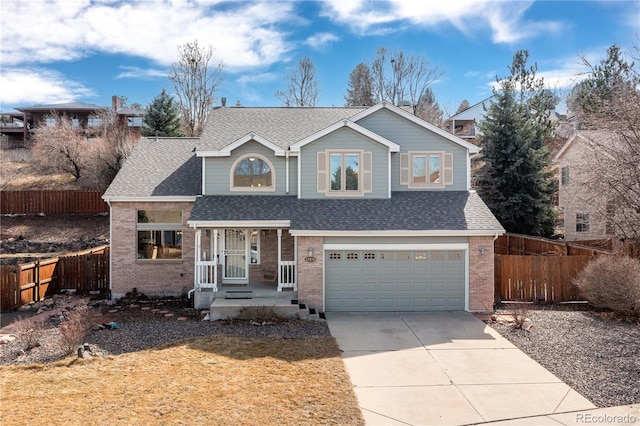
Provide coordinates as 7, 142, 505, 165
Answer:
231, 154, 275, 191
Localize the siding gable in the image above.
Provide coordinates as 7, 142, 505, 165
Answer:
203, 140, 295, 195
356, 108, 469, 191
300, 127, 389, 199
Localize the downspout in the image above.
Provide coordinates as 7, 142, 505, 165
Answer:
105, 198, 113, 299
285, 151, 290, 194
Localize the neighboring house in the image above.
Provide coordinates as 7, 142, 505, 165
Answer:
447, 95, 567, 146
446, 96, 494, 143
553, 130, 614, 241
103, 101, 505, 314
5, 96, 144, 143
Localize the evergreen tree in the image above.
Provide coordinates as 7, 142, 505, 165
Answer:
456, 99, 470, 114
345, 63, 374, 106
415, 87, 444, 127
142, 89, 184, 137
476, 51, 557, 237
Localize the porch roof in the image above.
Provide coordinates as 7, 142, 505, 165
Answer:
188, 191, 504, 234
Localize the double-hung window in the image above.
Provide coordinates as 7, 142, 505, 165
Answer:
137, 210, 183, 260
330, 152, 360, 192
560, 166, 570, 185
400, 151, 453, 189
317, 150, 372, 196
576, 213, 590, 233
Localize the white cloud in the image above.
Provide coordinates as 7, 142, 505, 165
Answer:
0, 0, 296, 69
0, 68, 96, 107
321, 0, 565, 44
115, 66, 167, 80
236, 73, 278, 85
305, 33, 339, 49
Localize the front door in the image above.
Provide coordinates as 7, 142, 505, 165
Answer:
222, 229, 248, 284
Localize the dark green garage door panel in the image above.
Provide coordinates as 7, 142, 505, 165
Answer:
325, 250, 465, 311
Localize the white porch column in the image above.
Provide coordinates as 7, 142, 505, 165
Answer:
194, 229, 202, 287
213, 229, 218, 287
277, 229, 282, 290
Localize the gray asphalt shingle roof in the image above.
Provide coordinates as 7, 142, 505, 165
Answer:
188, 191, 504, 232
198, 107, 367, 150
103, 137, 201, 198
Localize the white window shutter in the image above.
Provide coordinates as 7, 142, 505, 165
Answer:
362, 152, 372, 193
444, 153, 454, 185
400, 153, 409, 185
317, 152, 327, 193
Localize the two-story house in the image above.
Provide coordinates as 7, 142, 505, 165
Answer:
103, 102, 504, 315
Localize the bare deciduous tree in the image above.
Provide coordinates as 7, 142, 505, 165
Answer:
32, 114, 85, 180
275, 57, 319, 107
90, 108, 139, 186
169, 40, 224, 136
370, 46, 443, 115
32, 109, 139, 189
570, 44, 640, 239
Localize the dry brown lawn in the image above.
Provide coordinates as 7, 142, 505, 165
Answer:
0, 161, 80, 191
0, 335, 363, 426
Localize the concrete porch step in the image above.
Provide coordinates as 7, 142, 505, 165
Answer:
209, 297, 300, 321
217, 289, 297, 299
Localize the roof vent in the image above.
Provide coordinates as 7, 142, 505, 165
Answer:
235, 100, 242, 107
221, 97, 227, 107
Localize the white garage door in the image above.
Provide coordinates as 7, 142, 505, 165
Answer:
325, 249, 466, 311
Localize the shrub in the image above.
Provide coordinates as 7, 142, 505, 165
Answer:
57, 303, 94, 355
506, 301, 531, 329
574, 255, 640, 312
14, 317, 46, 351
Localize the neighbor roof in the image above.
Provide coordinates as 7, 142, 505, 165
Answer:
102, 137, 201, 199
16, 102, 106, 113
188, 191, 504, 234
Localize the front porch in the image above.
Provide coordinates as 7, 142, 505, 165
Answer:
191, 228, 299, 311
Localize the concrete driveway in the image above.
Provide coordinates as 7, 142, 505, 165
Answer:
327, 312, 596, 425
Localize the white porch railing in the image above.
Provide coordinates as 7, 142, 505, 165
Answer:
195, 261, 217, 291
278, 261, 297, 291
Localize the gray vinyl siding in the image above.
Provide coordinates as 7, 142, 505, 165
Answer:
356, 109, 469, 191
324, 236, 468, 245
299, 127, 389, 199
203, 140, 296, 195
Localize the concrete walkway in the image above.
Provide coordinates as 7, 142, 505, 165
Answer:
326, 312, 637, 425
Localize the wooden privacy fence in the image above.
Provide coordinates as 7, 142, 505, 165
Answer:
495, 255, 593, 303
494, 234, 613, 303
0, 190, 108, 214
1, 246, 109, 311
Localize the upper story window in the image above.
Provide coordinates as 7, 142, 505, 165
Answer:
231, 154, 275, 192
576, 212, 590, 233
412, 154, 441, 184
317, 150, 372, 196
330, 152, 360, 192
400, 151, 453, 189
560, 166, 570, 185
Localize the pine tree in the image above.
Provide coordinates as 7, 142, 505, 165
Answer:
476, 56, 557, 237
142, 89, 184, 137
345, 63, 374, 106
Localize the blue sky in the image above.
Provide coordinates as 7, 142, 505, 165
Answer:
1, 0, 638, 115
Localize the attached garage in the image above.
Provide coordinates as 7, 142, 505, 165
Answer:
324, 247, 467, 312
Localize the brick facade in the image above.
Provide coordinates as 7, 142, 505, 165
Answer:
110, 201, 496, 313
296, 236, 324, 311
110, 202, 195, 298
468, 236, 495, 312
